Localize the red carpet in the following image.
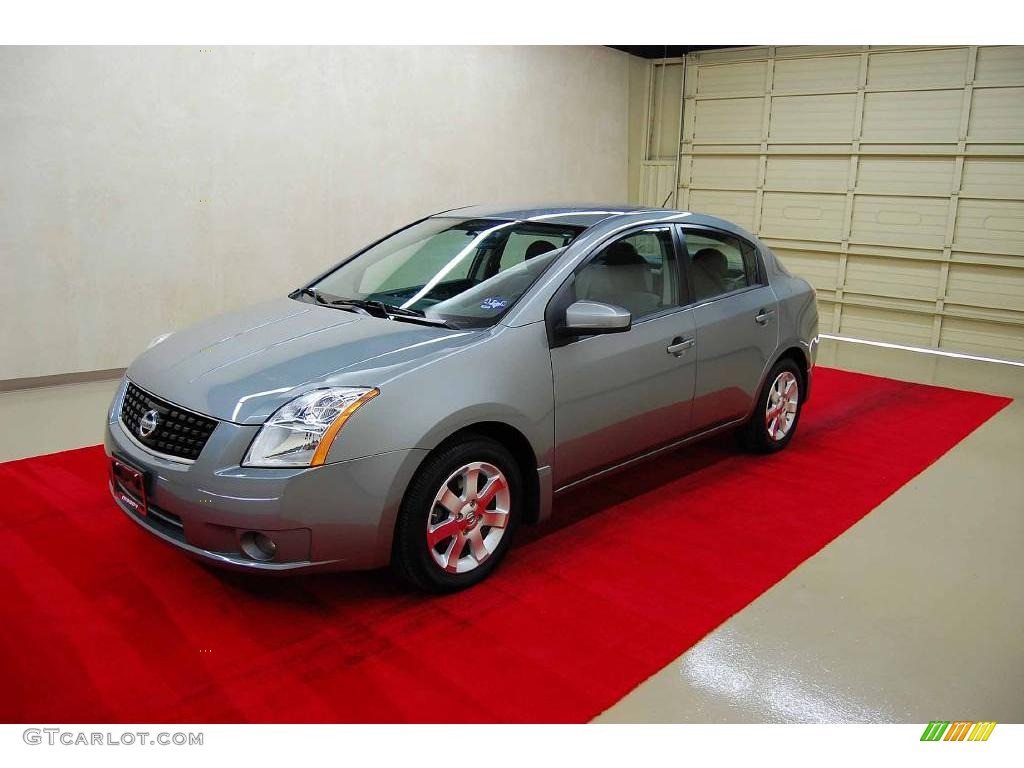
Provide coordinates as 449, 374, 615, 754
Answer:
0, 368, 1010, 723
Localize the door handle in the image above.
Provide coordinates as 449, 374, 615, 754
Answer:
755, 308, 776, 325
666, 337, 695, 356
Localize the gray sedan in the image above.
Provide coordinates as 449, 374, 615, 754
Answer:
105, 205, 818, 591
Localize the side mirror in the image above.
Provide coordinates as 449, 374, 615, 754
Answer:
557, 300, 632, 337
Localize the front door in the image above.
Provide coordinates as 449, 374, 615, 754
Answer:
550, 226, 697, 487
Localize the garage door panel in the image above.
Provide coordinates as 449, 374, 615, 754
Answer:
667, 46, 1024, 361
687, 189, 757, 231
946, 263, 1024, 312
682, 95, 697, 137
850, 195, 949, 248
974, 46, 1024, 85
693, 98, 763, 142
866, 48, 968, 89
861, 90, 963, 142
967, 87, 1024, 142
776, 46, 858, 59
772, 248, 840, 291
689, 156, 760, 190
699, 48, 769, 65
844, 255, 940, 301
939, 317, 1024, 359
951, 251, 1024, 269
838, 305, 935, 346
816, 299, 836, 331
691, 144, 764, 155
853, 143, 961, 155
954, 198, 1024, 255
639, 163, 676, 209
649, 65, 683, 159
696, 61, 767, 97
769, 94, 857, 142
765, 156, 849, 192
856, 157, 955, 196
960, 158, 1024, 199
760, 191, 846, 241
772, 55, 861, 94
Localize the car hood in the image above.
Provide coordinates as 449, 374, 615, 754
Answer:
127, 296, 482, 424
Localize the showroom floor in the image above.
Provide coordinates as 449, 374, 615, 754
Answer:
601, 340, 1024, 723
1, 338, 1021, 723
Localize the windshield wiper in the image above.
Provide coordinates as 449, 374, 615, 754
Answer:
297, 287, 347, 308
303, 291, 459, 329
337, 297, 405, 317
297, 290, 385, 318
351, 299, 461, 330
388, 314, 461, 330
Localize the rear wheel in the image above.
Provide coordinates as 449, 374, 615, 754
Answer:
739, 358, 804, 453
392, 436, 522, 593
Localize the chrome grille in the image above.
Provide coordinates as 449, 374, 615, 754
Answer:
120, 382, 218, 461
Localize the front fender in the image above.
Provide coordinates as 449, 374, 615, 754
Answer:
322, 322, 555, 468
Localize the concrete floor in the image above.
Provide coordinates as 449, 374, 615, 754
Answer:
599, 339, 1024, 723
0, 377, 122, 463
1, 339, 1021, 722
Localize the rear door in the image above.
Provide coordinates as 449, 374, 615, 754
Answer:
680, 225, 779, 432
549, 225, 697, 487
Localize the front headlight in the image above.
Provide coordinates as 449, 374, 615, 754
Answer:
242, 387, 379, 468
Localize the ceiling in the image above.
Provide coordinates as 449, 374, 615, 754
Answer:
608, 45, 737, 59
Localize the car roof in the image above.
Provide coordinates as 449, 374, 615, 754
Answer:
430, 204, 762, 246
432, 203, 756, 231
433, 203, 681, 228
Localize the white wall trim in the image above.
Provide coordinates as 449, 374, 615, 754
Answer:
819, 334, 1024, 368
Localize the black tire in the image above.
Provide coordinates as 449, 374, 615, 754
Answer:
739, 358, 805, 454
392, 435, 522, 593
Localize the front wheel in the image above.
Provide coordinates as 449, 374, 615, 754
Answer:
392, 436, 522, 593
739, 359, 804, 453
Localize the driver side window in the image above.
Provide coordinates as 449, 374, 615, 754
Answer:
574, 227, 678, 320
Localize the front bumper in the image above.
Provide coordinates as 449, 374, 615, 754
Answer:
105, 404, 426, 573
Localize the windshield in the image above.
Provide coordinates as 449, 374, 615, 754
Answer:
303, 217, 582, 328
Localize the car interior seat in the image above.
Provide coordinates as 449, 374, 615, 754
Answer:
575, 241, 660, 317
691, 247, 729, 300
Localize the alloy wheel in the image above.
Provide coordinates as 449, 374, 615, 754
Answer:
765, 370, 799, 441
427, 461, 511, 573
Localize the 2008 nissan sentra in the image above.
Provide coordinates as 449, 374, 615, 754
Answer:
105, 204, 818, 591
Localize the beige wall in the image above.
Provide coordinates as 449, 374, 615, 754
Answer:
626, 54, 651, 205
0, 46, 632, 380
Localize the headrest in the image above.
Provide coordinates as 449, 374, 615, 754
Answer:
602, 241, 646, 266
524, 240, 557, 260
693, 247, 727, 276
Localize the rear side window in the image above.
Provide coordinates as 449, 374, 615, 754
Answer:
682, 228, 762, 302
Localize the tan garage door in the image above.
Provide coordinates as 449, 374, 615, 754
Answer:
638, 46, 1024, 362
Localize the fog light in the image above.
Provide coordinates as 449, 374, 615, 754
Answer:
240, 531, 277, 561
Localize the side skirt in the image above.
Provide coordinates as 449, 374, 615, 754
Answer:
552, 416, 747, 497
